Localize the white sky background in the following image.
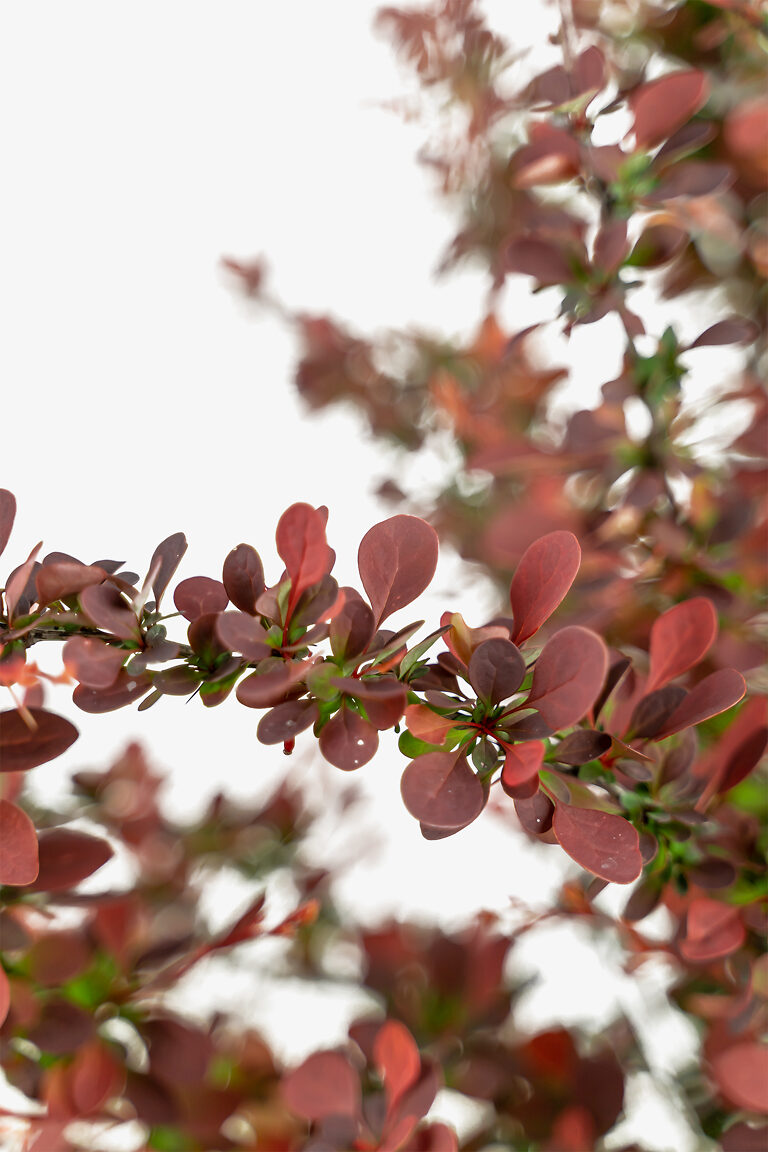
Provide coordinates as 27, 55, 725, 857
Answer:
0, 4, 713, 1147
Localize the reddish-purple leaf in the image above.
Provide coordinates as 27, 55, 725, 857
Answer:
35, 562, 106, 607
646, 598, 718, 693
505, 238, 574, 285
526, 626, 608, 729
374, 1020, 421, 1116
282, 1051, 360, 1121
509, 532, 581, 644
383, 1061, 441, 1149
5, 544, 42, 622
0, 969, 9, 1027
0, 489, 15, 560
216, 611, 271, 661
276, 504, 333, 610
630, 70, 709, 148
551, 729, 612, 765
681, 898, 745, 961
656, 669, 746, 739
29, 827, 113, 892
143, 1018, 211, 1086
711, 1043, 768, 1115
80, 583, 139, 641
650, 161, 731, 200
173, 577, 228, 622
689, 317, 759, 348
628, 222, 687, 268
149, 532, 187, 609
514, 791, 555, 835
329, 591, 376, 660
236, 660, 312, 709
71, 1042, 123, 1114
552, 804, 642, 883
0, 708, 78, 771
257, 700, 319, 745
500, 741, 544, 796
358, 515, 438, 626
718, 726, 768, 794
0, 799, 39, 884
400, 752, 485, 830
628, 686, 687, 739
63, 637, 125, 690
333, 677, 408, 730
73, 670, 151, 713
318, 706, 379, 770
468, 638, 525, 705
222, 543, 265, 615
593, 220, 628, 275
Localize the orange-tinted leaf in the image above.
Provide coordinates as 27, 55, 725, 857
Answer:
374, 1020, 421, 1115
656, 669, 746, 739
711, 1042, 768, 1114
552, 804, 642, 883
405, 703, 457, 746
509, 532, 581, 644
173, 576, 228, 622
71, 1041, 123, 1114
0, 489, 15, 560
63, 637, 125, 689
282, 1051, 360, 1121
0, 967, 9, 1027
500, 741, 544, 795
0, 708, 78, 772
30, 827, 113, 892
646, 598, 718, 693
681, 898, 745, 961
400, 752, 485, 830
0, 799, 38, 884
318, 705, 378, 770
276, 503, 333, 609
630, 70, 709, 148
358, 515, 438, 626
222, 543, 265, 615
526, 627, 608, 729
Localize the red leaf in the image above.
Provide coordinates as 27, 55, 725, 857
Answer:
143, 1018, 211, 1086
282, 1051, 360, 1121
149, 532, 187, 609
276, 504, 333, 611
655, 669, 746, 738
71, 1042, 123, 1114
318, 705, 379, 770
468, 638, 525, 704
0, 489, 15, 560
526, 627, 608, 729
681, 898, 745, 961
173, 576, 228, 622
35, 562, 106, 607
0, 708, 79, 772
552, 805, 642, 883
405, 704, 456, 746
400, 752, 485, 830
711, 1043, 768, 1114
509, 532, 581, 644
514, 791, 554, 835
506, 238, 574, 286
0, 968, 9, 1027
358, 515, 438, 626
222, 543, 265, 614
257, 699, 319, 744
73, 670, 151, 713
382, 1062, 441, 1150
374, 1020, 421, 1116
80, 583, 139, 641
630, 70, 709, 148
235, 659, 313, 708
500, 741, 545, 796
645, 598, 718, 693
216, 611, 271, 661
63, 637, 125, 689
330, 592, 376, 660
0, 800, 38, 884
30, 827, 113, 892
333, 677, 408, 730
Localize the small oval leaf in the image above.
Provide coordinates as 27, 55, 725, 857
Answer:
358, 515, 438, 626
646, 598, 718, 693
509, 531, 581, 645
400, 752, 485, 830
0, 709, 79, 771
526, 627, 608, 729
0, 800, 39, 884
552, 804, 642, 883
468, 638, 526, 704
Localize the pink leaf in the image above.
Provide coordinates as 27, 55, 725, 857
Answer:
509, 532, 581, 644
630, 70, 709, 148
526, 626, 608, 729
500, 741, 545, 796
552, 805, 642, 883
681, 898, 745, 961
374, 1020, 421, 1116
711, 1042, 768, 1114
358, 515, 438, 626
